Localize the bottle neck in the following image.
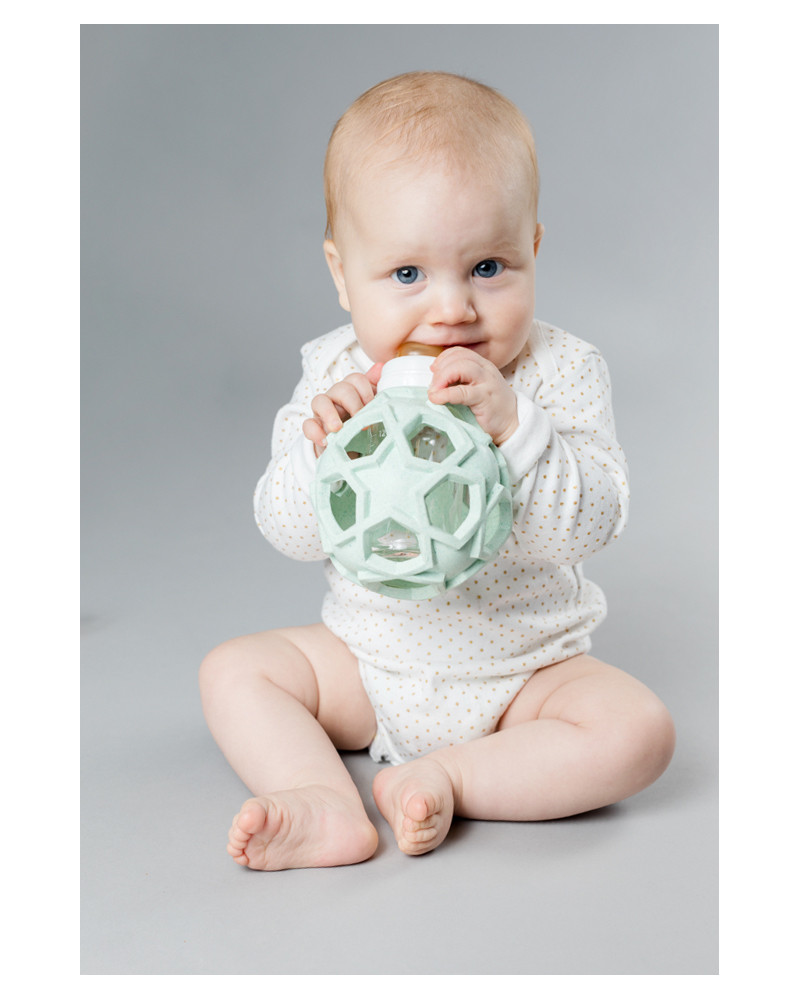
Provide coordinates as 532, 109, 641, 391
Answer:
376, 356, 434, 392
376, 344, 443, 392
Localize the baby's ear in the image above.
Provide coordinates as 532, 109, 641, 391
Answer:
534, 223, 545, 258
323, 240, 350, 312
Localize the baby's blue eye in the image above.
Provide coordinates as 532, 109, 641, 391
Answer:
473, 259, 504, 278
393, 266, 421, 284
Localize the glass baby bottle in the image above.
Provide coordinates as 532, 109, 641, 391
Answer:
369, 343, 465, 559
311, 341, 513, 600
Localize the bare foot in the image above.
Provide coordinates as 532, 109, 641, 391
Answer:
372, 758, 456, 856
226, 785, 378, 871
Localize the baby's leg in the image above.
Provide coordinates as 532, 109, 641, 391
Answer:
199, 624, 379, 870
373, 654, 675, 855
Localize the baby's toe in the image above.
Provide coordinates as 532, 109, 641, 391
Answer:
228, 830, 247, 851
237, 799, 268, 834
403, 790, 437, 823
407, 825, 439, 843
228, 815, 250, 840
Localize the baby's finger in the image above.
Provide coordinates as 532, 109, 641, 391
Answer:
302, 416, 328, 456
430, 348, 487, 388
310, 392, 347, 434
326, 378, 374, 419
428, 380, 481, 407
344, 371, 378, 398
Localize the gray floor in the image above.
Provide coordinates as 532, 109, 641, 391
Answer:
81, 624, 716, 974
81, 25, 718, 975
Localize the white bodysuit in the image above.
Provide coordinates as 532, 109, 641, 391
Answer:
254, 321, 630, 765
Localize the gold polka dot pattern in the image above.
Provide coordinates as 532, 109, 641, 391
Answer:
254, 321, 629, 763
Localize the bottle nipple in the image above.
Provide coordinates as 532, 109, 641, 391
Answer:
395, 342, 443, 358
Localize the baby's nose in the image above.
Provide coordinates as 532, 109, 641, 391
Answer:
427, 282, 477, 325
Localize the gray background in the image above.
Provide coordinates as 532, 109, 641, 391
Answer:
81, 24, 717, 974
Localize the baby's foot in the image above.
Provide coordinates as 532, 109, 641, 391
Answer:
226, 785, 378, 871
372, 757, 456, 856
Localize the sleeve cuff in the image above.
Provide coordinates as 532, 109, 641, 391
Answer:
498, 391, 552, 485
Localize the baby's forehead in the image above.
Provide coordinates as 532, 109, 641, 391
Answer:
336, 153, 536, 250
346, 143, 530, 196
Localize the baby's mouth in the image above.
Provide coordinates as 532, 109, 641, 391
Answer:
403, 336, 487, 357
444, 341, 485, 353
433, 339, 484, 350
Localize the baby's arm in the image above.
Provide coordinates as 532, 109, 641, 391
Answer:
428, 339, 629, 566
253, 341, 379, 560
254, 373, 326, 560
501, 345, 630, 565
254, 356, 353, 560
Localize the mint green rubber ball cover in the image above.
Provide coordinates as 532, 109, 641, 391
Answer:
311, 387, 513, 600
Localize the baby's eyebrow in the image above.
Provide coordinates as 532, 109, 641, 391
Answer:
483, 240, 522, 257
463, 237, 525, 261
379, 246, 423, 263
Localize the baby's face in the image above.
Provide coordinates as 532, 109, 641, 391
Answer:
324, 158, 543, 369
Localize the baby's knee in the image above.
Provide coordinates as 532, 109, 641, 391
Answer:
198, 630, 319, 711
199, 637, 244, 696
615, 694, 676, 791
199, 634, 269, 697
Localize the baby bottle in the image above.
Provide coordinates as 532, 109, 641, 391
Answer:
311, 343, 513, 600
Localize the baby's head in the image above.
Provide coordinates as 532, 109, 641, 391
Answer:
324, 71, 540, 243
322, 72, 544, 369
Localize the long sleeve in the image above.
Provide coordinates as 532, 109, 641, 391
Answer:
497, 325, 630, 567
253, 371, 325, 561
253, 325, 368, 561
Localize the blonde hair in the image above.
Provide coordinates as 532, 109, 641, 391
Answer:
323, 71, 539, 240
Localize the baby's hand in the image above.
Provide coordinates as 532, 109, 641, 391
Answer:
303, 366, 383, 457
428, 348, 518, 445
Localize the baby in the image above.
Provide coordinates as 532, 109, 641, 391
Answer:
199, 71, 675, 871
